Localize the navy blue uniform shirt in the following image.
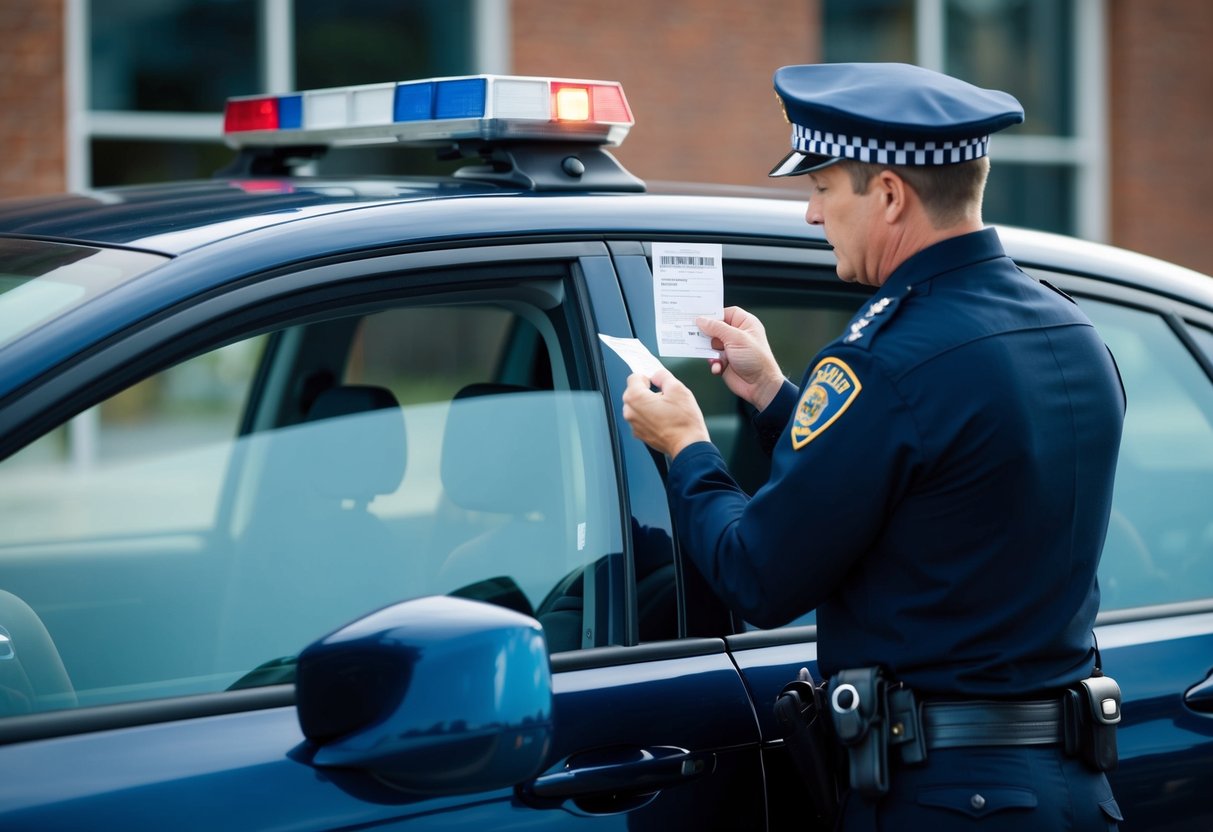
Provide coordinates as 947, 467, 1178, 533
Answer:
667, 228, 1126, 696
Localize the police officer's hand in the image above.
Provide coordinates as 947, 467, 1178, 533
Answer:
697, 306, 786, 411
622, 369, 712, 459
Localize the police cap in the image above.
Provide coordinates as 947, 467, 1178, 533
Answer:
769, 62, 1024, 177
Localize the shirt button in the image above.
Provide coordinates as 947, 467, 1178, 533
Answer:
970, 793, 986, 811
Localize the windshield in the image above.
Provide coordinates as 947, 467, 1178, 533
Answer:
0, 239, 167, 350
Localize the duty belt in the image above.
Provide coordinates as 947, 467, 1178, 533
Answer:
921, 699, 1063, 749
823, 668, 1122, 801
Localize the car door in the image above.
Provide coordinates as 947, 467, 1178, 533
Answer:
0, 240, 765, 830
1034, 273, 1213, 832
613, 236, 1213, 830
612, 239, 860, 829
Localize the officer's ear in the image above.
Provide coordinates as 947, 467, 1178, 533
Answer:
874, 169, 910, 224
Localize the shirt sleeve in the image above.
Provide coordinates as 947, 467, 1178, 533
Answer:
665, 349, 921, 627
752, 379, 800, 456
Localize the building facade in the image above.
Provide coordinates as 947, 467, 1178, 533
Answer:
1, 0, 1210, 274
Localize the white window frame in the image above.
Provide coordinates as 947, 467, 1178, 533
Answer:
64, 0, 510, 193
914, 0, 1108, 242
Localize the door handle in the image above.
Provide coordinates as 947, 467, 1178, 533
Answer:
1184, 672, 1213, 714
526, 745, 715, 799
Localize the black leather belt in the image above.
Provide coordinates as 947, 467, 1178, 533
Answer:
922, 699, 1064, 750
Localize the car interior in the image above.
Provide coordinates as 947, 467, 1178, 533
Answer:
0, 277, 675, 715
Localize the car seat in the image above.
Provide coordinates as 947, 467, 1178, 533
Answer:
436, 383, 569, 619
0, 589, 76, 716
217, 384, 410, 677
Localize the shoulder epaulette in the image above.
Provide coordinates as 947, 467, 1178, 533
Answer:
840, 288, 909, 350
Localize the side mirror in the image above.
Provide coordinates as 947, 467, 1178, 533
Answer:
295, 595, 553, 794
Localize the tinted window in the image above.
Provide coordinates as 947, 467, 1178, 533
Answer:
90, 0, 259, 112
984, 163, 1077, 237
0, 336, 266, 544
0, 240, 166, 349
90, 139, 236, 187
1081, 299, 1213, 610
0, 278, 623, 718
945, 0, 1074, 137
822, 0, 1085, 236
295, 0, 474, 89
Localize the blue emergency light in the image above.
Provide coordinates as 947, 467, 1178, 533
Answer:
223, 75, 634, 149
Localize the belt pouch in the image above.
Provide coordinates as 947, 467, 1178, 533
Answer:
887, 686, 927, 765
773, 667, 840, 823
1064, 675, 1121, 772
828, 667, 889, 800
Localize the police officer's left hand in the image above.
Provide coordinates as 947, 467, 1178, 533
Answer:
622, 369, 711, 459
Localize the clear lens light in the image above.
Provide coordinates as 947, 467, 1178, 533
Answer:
554, 87, 591, 121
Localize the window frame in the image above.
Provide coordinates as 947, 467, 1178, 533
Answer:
0, 240, 641, 739
66, 0, 510, 191
821, 0, 1108, 242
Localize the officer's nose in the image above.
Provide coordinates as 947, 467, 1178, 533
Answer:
804, 200, 823, 226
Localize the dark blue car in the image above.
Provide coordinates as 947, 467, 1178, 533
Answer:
0, 75, 1210, 830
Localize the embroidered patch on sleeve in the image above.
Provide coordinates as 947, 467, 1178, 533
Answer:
790, 357, 862, 450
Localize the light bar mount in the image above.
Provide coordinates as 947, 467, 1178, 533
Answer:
214, 145, 328, 178
450, 141, 644, 192
215, 139, 645, 192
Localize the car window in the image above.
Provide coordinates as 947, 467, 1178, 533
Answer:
1079, 298, 1213, 611
0, 277, 624, 718
0, 337, 266, 544
0, 240, 166, 350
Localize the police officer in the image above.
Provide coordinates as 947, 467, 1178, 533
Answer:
622, 63, 1126, 829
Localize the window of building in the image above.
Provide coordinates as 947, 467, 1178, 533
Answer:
89, 0, 260, 113
822, 0, 1106, 241
76, 0, 488, 188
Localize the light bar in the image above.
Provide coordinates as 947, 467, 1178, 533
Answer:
223, 74, 634, 149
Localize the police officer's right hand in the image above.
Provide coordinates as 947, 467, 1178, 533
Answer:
698, 306, 786, 411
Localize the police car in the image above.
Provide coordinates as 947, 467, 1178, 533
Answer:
0, 74, 1210, 830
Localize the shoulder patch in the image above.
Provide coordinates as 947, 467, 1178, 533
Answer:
790, 356, 862, 450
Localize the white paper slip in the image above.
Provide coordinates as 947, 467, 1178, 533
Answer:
651, 241, 723, 359
598, 334, 667, 378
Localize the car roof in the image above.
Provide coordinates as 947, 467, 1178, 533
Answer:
1, 169, 1211, 448
0, 177, 833, 255
0, 178, 499, 253
1, 175, 1208, 308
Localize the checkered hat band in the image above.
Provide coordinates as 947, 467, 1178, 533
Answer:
792, 125, 990, 165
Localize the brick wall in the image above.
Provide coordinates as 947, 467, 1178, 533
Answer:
0, 0, 65, 198
511, 0, 820, 191
1109, 0, 1213, 274
3, 1, 1212, 279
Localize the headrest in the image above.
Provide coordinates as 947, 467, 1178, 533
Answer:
304, 385, 406, 503
440, 383, 562, 515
